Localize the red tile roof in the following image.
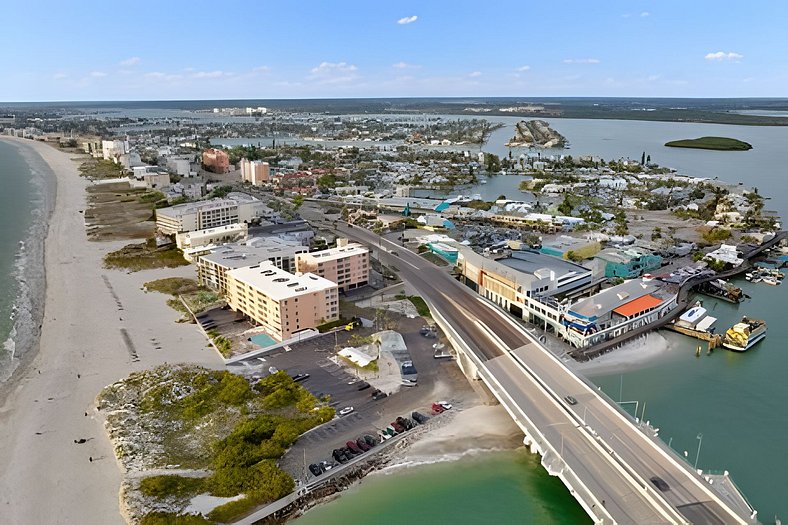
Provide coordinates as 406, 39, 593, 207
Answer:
613, 294, 663, 317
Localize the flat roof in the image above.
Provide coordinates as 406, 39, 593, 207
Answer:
568, 279, 658, 320
227, 262, 336, 301
499, 250, 589, 279
158, 194, 261, 217
298, 243, 368, 262
200, 237, 307, 269
613, 294, 663, 317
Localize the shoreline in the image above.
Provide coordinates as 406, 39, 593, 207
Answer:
0, 138, 56, 395
0, 137, 223, 524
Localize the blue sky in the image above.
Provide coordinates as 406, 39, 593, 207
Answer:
1, 0, 784, 101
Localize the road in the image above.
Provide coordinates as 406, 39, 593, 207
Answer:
332, 220, 752, 525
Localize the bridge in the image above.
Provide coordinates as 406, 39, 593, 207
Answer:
336, 221, 758, 525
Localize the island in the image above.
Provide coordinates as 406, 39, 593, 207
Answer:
664, 136, 753, 151
506, 119, 567, 148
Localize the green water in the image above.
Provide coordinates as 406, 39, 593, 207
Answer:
593, 278, 787, 519
294, 451, 591, 525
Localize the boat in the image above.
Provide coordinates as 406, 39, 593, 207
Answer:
722, 316, 767, 352
763, 276, 780, 286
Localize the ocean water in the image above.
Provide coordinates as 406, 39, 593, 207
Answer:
0, 140, 52, 383
294, 450, 591, 525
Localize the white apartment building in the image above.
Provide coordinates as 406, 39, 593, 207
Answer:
156, 193, 267, 234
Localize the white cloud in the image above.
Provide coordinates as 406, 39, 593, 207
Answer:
90, 71, 107, 77
468, 71, 482, 78
563, 58, 600, 64
392, 61, 419, 69
53, 72, 68, 80
192, 70, 229, 78
705, 51, 743, 61
253, 65, 271, 73
311, 62, 357, 75
640, 11, 650, 17
516, 65, 531, 72
119, 56, 141, 66
397, 15, 418, 25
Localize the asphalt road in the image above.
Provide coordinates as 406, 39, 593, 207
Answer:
333, 220, 751, 525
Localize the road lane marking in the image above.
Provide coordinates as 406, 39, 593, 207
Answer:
473, 320, 511, 353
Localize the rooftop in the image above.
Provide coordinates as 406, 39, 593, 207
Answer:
227, 261, 336, 301
613, 294, 663, 317
298, 243, 369, 262
568, 279, 658, 320
498, 250, 589, 279
158, 193, 260, 217
199, 237, 307, 269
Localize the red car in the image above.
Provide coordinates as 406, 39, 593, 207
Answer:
391, 421, 405, 433
346, 440, 362, 454
432, 403, 446, 414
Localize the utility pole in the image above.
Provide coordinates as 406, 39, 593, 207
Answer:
694, 433, 703, 469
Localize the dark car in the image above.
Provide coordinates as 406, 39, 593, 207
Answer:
346, 441, 363, 454
308, 463, 323, 476
356, 438, 371, 452
292, 373, 310, 382
396, 416, 413, 431
372, 389, 388, 400
391, 421, 405, 433
333, 449, 348, 463
363, 435, 377, 447
650, 476, 670, 492
412, 411, 429, 424
356, 381, 371, 391
564, 395, 578, 406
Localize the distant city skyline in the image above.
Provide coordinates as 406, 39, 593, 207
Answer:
2, 0, 785, 101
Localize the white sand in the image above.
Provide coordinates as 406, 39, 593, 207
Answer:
0, 138, 223, 525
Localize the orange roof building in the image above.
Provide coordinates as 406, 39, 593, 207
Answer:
613, 294, 663, 318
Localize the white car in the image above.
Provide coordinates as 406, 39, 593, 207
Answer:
338, 406, 354, 416
437, 401, 453, 410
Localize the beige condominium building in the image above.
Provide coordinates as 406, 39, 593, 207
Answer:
155, 193, 266, 234
295, 240, 370, 293
239, 158, 270, 186
196, 237, 308, 294
226, 261, 339, 341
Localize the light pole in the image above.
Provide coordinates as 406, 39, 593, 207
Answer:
694, 433, 703, 469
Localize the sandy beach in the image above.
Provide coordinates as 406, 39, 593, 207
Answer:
0, 138, 223, 524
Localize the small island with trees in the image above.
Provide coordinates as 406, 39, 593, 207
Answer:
664, 136, 753, 151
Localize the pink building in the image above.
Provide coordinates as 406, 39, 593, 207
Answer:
202, 148, 230, 173
295, 240, 370, 292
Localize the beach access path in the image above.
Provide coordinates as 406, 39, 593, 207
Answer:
0, 138, 223, 525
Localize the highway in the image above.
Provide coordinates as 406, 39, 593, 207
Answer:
332, 220, 753, 525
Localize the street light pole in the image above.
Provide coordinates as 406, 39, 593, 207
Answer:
694, 433, 703, 469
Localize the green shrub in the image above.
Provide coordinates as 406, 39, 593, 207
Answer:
139, 475, 206, 499
407, 295, 431, 317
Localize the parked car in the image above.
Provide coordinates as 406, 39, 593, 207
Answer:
346, 441, 362, 454
341, 446, 356, 457
391, 421, 405, 433
437, 401, 452, 410
431, 403, 446, 414
320, 461, 334, 471
363, 435, 377, 447
356, 438, 371, 452
396, 416, 413, 431
309, 463, 323, 476
338, 406, 354, 416
333, 449, 347, 463
385, 426, 397, 436
379, 432, 391, 441
291, 373, 310, 382
356, 382, 371, 391
372, 389, 388, 400
412, 411, 429, 424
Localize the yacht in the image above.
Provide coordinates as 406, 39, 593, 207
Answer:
722, 316, 767, 352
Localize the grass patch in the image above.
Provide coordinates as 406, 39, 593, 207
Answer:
407, 295, 431, 317
104, 238, 190, 272
665, 136, 752, 151
139, 191, 167, 206
140, 475, 206, 499
79, 158, 125, 179
316, 317, 355, 332
145, 278, 221, 316
207, 330, 233, 357
145, 278, 202, 296
420, 252, 449, 267
100, 366, 335, 522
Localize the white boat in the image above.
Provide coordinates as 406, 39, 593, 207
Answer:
763, 276, 780, 286
722, 317, 767, 352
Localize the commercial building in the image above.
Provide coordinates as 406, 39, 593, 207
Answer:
176, 223, 248, 251
540, 235, 601, 260
704, 244, 744, 268
166, 156, 193, 177
295, 240, 370, 292
143, 172, 170, 190
156, 193, 267, 234
594, 247, 663, 278
102, 139, 129, 162
202, 148, 230, 173
196, 237, 308, 293
240, 159, 270, 185
225, 262, 339, 341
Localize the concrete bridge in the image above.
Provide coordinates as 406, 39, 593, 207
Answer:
337, 221, 758, 525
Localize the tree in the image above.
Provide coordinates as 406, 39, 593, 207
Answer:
292, 194, 304, 209
557, 194, 574, 216
641, 151, 646, 165
646, 154, 651, 164
497, 194, 507, 201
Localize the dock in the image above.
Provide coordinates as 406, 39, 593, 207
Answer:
664, 323, 722, 348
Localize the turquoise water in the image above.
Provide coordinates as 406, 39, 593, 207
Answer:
0, 140, 37, 381
294, 451, 591, 525
251, 333, 277, 348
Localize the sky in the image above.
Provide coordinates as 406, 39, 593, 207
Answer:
1, 0, 785, 101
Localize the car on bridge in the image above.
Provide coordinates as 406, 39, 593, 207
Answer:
564, 395, 578, 405
650, 476, 670, 492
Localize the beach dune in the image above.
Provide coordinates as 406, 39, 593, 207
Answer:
0, 138, 222, 524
